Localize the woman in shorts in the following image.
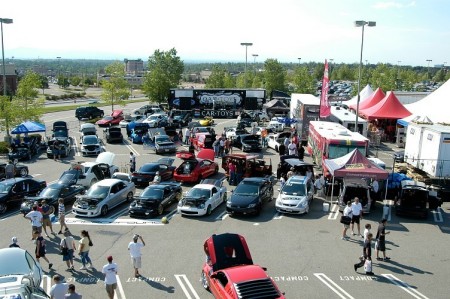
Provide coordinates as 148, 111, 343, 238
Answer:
34, 231, 53, 269
342, 201, 353, 240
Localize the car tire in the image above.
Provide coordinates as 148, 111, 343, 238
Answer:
157, 204, 164, 215
19, 168, 28, 178
101, 205, 108, 216
201, 270, 210, 291
126, 192, 133, 202
206, 205, 212, 216
0, 203, 7, 214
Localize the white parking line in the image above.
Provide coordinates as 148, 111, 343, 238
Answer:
327, 204, 339, 220
122, 139, 140, 156
114, 274, 127, 299
273, 212, 283, 220
73, 136, 80, 156
314, 273, 354, 299
215, 211, 227, 221
432, 207, 443, 223
166, 209, 178, 220
381, 274, 430, 299
174, 274, 200, 299
63, 217, 164, 226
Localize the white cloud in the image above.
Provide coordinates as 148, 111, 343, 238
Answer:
372, 1, 416, 9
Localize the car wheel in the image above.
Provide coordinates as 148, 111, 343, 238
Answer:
101, 205, 108, 216
19, 168, 28, 177
0, 203, 7, 214
206, 205, 212, 216
126, 192, 133, 202
90, 179, 97, 187
201, 270, 210, 291
157, 204, 164, 215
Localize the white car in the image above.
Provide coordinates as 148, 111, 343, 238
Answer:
251, 111, 270, 122
0, 248, 43, 288
70, 152, 119, 187
72, 178, 135, 217
268, 117, 285, 132
267, 132, 291, 152
132, 105, 163, 116
177, 180, 227, 216
225, 127, 249, 139
276, 175, 314, 214
143, 113, 166, 128
80, 135, 103, 156
119, 114, 145, 128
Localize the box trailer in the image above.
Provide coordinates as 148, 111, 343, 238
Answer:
404, 123, 450, 177
290, 94, 320, 145
328, 106, 368, 137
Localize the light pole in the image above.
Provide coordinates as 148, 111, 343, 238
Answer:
56, 56, 61, 87
426, 59, 432, 80
1, 18, 13, 140
240, 42, 253, 87
252, 54, 258, 75
297, 57, 301, 65
329, 59, 334, 78
354, 20, 376, 133
396, 60, 402, 90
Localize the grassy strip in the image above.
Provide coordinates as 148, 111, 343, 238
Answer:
41, 99, 149, 114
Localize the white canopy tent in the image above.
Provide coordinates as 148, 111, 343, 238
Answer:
343, 84, 373, 107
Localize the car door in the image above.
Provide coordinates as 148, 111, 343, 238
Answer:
202, 160, 213, 177
211, 187, 220, 209
113, 182, 127, 207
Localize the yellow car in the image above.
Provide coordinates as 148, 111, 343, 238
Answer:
199, 116, 214, 126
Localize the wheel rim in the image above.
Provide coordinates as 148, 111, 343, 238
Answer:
101, 205, 108, 216
20, 168, 28, 177
201, 271, 209, 290
0, 204, 7, 214
157, 204, 164, 215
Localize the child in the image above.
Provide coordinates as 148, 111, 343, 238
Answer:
363, 223, 372, 242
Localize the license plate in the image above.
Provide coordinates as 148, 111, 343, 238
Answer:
137, 179, 142, 181
285, 209, 292, 212
165, 149, 169, 152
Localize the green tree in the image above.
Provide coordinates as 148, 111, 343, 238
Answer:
369, 63, 397, 92
432, 69, 447, 82
101, 62, 130, 112
15, 71, 44, 122
263, 59, 286, 96
0, 95, 15, 139
70, 76, 82, 87
143, 48, 184, 104
39, 75, 49, 95
223, 72, 236, 88
292, 66, 316, 94
205, 65, 226, 88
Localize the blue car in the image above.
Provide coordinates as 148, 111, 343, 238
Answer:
130, 124, 149, 144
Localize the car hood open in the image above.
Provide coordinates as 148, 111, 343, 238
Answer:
96, 152, 115, 166
197, 149, 215, 161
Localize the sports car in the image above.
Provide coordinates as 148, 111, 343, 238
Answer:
129, 182, 182, 217
177, 180, 227, 216
0, 178, 47, 214
103, 127, 123, 143
95, 109, 124, 127
173, 149, 218, 184
201, 233, 285, 299
131, 158, 175, 187
68, 152, 119, 188
225, 127, 249, 139
199, 116, 214, 126
154, 135, 177, 154
72, 178, 135, 217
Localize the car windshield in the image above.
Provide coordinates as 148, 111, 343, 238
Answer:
187, 188, 210, 198
86, 185, 109, 199
243, 136, 259, 142
54, 130, 68, 138
156, 136, 171, 142
103, 116, 113, 121
194, 127, 209, 133
140, 188, 163, 200
139, 164, 159, 172
234, 183, 259, 196
83, 136, 98, 145
281, 183, 306, 196
40, 187, 60, 198
0, 183, 12, 193
148, 115, 159, 121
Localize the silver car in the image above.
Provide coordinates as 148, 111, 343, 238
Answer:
72, 178, 135, 217
275, 175, 314, 214
0, 248, 43, 287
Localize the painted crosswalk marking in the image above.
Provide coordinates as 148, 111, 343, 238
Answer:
381, 274, 430, 299
314, 273, 354, 299
327, 204, 339, 220
174, 274, 200, 299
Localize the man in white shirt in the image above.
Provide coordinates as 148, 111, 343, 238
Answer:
25, 205, 43, 240
49, 275, 69, 299
288, 140, 297, 155
128, 234, 145, 278
351, 197, 363, 237
102, 256, 118, 299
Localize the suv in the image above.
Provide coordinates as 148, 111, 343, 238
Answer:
75, 106, 104, 120
395, 180, 441, 218
276, 175, 314, 214
226, 177, 273, 216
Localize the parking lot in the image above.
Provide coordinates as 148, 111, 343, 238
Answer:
1, 101, 449, 299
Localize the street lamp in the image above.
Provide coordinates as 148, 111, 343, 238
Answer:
56, 56, 61, 87
1, 18, 13, 140
240, 42, 253, 87
396, 61, 402, 90
426, 59, 432, 80
297, 57, 301, 65
252, 54, 258, 75
354, 20, 376, 133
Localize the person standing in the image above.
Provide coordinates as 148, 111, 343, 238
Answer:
376, 218, 391, 261
25, 205, 43, 240
283, 137, 290, 155
9, 236, 20, 248
41, 200, 55, 237
102, 256, 118, 299
184, 127, 190, 144
235, 160, 244, 185
60, 231, 76, 271
34, 230, 53, 270
53, 139, 61, 161
5, 160, 14, 179
354, 233, 374, 276
213, 139, 220, 158
364, 223, 372, 242
65, 284, 82, 299
224, 138, 231, 155
351, 197, 363, 238
288, 139, 297, 155
342, 201, 353, 240
78, 230, 93, 270
278, 143, 286, 157
57, 198, 69, 234
128, 234, 145, 278
314, 174, 324, 196
228, 161, 236, 186
297, 144, 305, 160
129, 152, 136, 173
371, 179, 380, 201
152, 171, 161, 185
49, 275, 69, 299
219, 138, 225, 157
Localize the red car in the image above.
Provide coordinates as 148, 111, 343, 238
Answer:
201, 233, 285, 299
173, 149, 218, 183
96, 109, 124, 127
192, 132, 213, 150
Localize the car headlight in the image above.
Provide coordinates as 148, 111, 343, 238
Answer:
298, 200, 308, 208
199, 203, 205, 209
248, 203, 257, 208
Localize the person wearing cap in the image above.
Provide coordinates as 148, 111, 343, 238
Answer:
128, 234, 145, 278
60, 231, 76, 271
9, 236, 20, 248
102, 256, 118, 299
25, 205, 43, 241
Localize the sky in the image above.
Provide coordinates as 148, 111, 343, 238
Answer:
2, 0, 449, 66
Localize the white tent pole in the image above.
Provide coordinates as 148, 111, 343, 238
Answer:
330, 176, 335, 205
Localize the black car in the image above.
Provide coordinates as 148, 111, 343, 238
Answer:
395, 180, 441, 219
0, 178, 47, 214
129, 182, 182, 217
75, 106, 104, 120
52, 121, 68, 132
47, 139, 71, 158
131, 158, 175, 187
0, 163, 29, 179
226, 177, 274, 216
103, 127, 123, 143
8, 136, 42, 162
276, 156, 314, 179
232, 134, 262, 152
393, 150, 405, 163
173, 113, 192, 128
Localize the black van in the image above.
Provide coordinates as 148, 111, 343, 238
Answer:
75, 106, 104, 120
395, 180, 441, 218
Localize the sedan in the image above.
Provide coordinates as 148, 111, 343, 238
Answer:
199, 116, 214, 126
0, 247, 43, 287
0, 178, 47, 214
80, 135, 103, 156
129, 182, 182, 217
0, 163, 29, 179
173, 149, 218, 184
226, 177, 273, 216
267, 132, 291, 152
72, 179, 135, 217
177, 180, 227, 216
103, 127, 123, 143
131, 158, 175, 187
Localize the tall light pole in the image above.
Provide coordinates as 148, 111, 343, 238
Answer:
354, 20, 376, 133
252, 54, 258, 75
56, 56, 61, 87
297, 57, 301, 65
329, 58, 334, 78
397, 60, 402, 90
426, 59, 432, 80
240, 42, 253, 87
1, 18, 13, 140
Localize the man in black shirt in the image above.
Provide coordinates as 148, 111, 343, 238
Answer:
376, 218, 390, 261
278, 143, 286, 157
354, 233, 374, 275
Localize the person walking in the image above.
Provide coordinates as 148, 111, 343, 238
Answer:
278, 143, 286, 157
57, 198, 69, 234
129, 152, 136, 173
351, 197, 363, 238
363, 223, 372, 242
219, 138, 225, 157
213, 139, 220, 158
235, 160, 244, 185
102, 256, 118, 299
25, 205, 43, 241
65, 284, 82, 299
49, 275, 69, 299
34, 230, 53, 270
60, 231, 76, 271
128, 234, 145, 278
5, 160, 14, 179
283, 137, 290, 154
78, 230, 93, 270
184, 127, 190, 144
9, 236, 20, 248
376, 218, 391, 261
228, 161, 236, 186
354, 233, 374, 276
41, 200, 55, 237
342, 201, 353, 240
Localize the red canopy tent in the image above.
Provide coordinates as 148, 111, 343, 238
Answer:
359, 91, 411, 120
349, 87, 385, 111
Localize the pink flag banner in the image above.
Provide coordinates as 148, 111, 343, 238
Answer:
320, 60, 331, 118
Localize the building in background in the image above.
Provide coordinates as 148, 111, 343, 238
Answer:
0, 64, 18, 95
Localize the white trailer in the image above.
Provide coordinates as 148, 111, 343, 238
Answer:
328, 106, 368, 137
404, 123, 450, 177
290, 94, 320, 144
